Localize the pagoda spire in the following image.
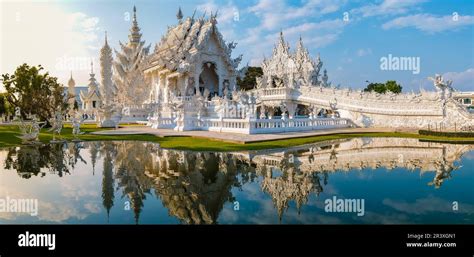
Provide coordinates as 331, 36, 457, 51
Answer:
68, 71, 75, 87
295, 35, 309, 60
297, 35, 304, 48
67, 71, 75, 93
100, 30, 114, 105
279, 30, 284, 43
133, 5, 137, 21
176, 6, 183, 22
87, 60, 99, 92
274, 30, 289, 55
128, 5, 142, 47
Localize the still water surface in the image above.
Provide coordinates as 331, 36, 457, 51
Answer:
0, 138, 473, 224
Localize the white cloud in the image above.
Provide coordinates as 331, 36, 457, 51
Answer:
357, 48, 372, 57
248, 0, 346, 30
0, 2, 101, 87
442, 68, 474, 92
197, 0, 239, 25
410, 68, 473, 92
282, 19, 346, 37
383, 196, 474, 215
241, 18, 347, 67
352, 0, 426, 18
305, 33, 340, 48
382, 14, 474, 33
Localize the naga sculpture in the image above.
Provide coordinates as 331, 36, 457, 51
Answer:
15, 108, 46, 145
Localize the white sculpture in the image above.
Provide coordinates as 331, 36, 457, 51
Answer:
71, 116, 85, 142
48, 109, 64, 143
15, 109, 46, 144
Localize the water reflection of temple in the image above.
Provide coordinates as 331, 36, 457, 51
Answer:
145, 150, 240, 224
2, 138, 472, 223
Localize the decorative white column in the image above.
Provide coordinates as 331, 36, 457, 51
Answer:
194, 64, 201, 95
164, 74, 169, 103
157, 74, 162, 102
151, 71, 155, 103
217, 66, 223, 97
178, 74, 186, 97
183, 74, 189, 96
230, 76, 237, 91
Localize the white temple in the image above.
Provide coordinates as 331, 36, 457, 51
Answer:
85, 6, 473, 133
144, 11, 242, 102
80, 62, 102, 118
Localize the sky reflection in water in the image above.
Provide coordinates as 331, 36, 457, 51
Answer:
0, 138, 473, 224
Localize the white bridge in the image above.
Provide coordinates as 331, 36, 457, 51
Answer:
254, 82, 474, 131
147, 77, 473, 134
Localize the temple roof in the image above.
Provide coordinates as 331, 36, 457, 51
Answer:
68, 72, 75, 87
262, 31, 323, 85
128, 5, 142, 47
80, 62, 101, 102
145, 12, 241, 73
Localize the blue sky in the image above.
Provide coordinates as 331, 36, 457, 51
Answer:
1, 0, 473, 91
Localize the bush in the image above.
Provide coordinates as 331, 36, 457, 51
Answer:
419, 130, 474, 137
237, 67, 263, 90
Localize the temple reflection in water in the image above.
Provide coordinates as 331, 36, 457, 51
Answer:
1, 138, 473, 224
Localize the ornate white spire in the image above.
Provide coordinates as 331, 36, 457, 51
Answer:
114, 6, 150, 107
276, 31, 289, 55
67, 71, 75, 99
128, 5, 142, 47
322, 69, 329, 87
295, 36, 309, 63
68, 71, 75, 87
262, 33, 326, 87
88, 60, 99, 92
101, 31, 114, 105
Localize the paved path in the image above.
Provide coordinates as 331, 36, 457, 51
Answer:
92, 126, 417, 144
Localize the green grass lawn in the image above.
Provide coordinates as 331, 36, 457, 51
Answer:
1, 124, 473, 151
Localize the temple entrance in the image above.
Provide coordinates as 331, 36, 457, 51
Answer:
199, 62, 219, 98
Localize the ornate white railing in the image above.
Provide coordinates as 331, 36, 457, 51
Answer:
249, 118, 350, 134
173, 117, 351, 134
149, 117, 175, 129
255, 86, 446, 116
259, 87, 293, 98
175, 96, 193, 102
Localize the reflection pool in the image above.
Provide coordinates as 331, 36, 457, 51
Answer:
0, 137, 473, 224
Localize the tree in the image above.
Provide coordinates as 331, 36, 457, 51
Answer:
385, 80, 402, 94
364, 80, 402, 94
364, 83, 387, 94
1, 64, 70, 123
0, 93, 13, 118
237, 67, 263, 90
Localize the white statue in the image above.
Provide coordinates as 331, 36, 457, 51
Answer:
48, 109, 64, 143
71, 116, 85, 141
16, 113, 46, 144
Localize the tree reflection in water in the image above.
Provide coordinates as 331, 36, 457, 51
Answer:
4, 142, 86, 179
1, 138, 472, 223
